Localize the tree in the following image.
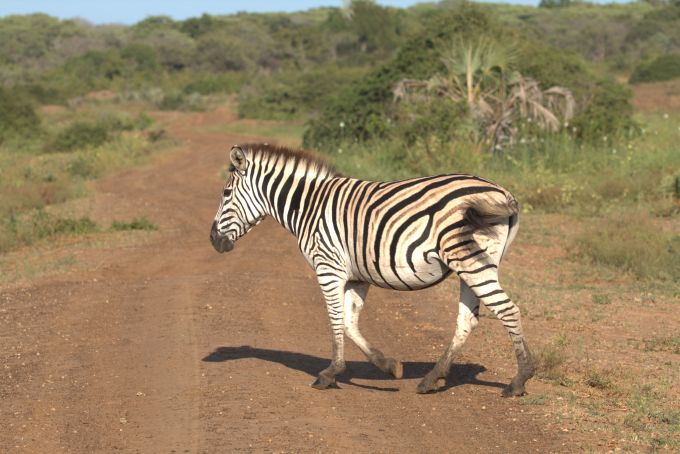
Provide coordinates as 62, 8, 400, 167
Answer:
394, 38, 575, 152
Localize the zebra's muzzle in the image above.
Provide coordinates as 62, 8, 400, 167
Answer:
210, 221, 234, 253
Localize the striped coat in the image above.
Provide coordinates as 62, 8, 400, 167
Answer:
211, 143, 534, 396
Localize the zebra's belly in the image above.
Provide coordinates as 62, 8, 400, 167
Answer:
358, 252, 452, 291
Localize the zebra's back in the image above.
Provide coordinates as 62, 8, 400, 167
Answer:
323, 174, 514, 290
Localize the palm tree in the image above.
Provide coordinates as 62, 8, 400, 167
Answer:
393, 37, 575, 152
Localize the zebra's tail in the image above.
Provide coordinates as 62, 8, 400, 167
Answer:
463, 192, 519, 229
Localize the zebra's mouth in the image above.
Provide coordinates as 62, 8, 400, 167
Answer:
212, 236, 234, 253
210, 222, 235, 253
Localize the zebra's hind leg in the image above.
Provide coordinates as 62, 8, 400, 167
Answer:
344, 282, 403, 379
461, 271, 534, 397
449, 221, 534, 397
416, 282, 479, 393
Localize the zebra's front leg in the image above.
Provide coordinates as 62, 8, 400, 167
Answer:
344, 282, 403, 379
311, 271, 347, 390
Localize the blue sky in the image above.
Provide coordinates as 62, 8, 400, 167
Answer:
0, 0, 630, 24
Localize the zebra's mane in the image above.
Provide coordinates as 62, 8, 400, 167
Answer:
240, 143, 340, 178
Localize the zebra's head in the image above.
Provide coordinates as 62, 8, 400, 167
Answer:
210, 145, 265, 253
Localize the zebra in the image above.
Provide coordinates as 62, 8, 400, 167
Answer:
210, 143, 534, 396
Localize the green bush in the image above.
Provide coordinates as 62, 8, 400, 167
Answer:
629, 54, 680, 84
183, 73, 244, 95
120, 43, 160, 73
393, 96, 471, 147
238, 65, 368, 120
304, 5, 497, 149
59, 50, 125, 89
50, 121, 112, 152
49, 112, 155, 153
571, 78, 637, 142
303, 4, 636, 150
0, 86, 41, 143
156, 92, 205, 111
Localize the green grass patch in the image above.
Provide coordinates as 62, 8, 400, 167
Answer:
110, 217, 157, 231
571, 213, 680, 282
0, 104, 166, 253
0, 211, 98, 252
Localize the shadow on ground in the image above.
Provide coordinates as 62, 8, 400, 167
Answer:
203, 345, 506, 393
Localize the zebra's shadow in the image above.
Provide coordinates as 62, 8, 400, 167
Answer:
202, 345, 506, 393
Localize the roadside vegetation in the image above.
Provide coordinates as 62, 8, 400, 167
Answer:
1, 1, 679, 449
0, 90, 166, 252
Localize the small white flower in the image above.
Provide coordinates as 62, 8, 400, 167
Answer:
339, 121, 345, 128
337, 148, 343, 154
663, 113, 669, 119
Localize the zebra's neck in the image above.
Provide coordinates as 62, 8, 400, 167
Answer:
252, 161, 337, 239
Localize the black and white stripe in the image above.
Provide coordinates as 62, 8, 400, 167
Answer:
211, 144, 534, 396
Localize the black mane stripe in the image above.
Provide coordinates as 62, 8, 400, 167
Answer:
238, 143, 339, 178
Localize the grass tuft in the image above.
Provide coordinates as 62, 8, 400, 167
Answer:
583, 369, 615, 390
110, 217, 158, 231
533, 344, 571, 386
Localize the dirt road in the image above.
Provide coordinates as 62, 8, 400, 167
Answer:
1, 110, 576, 453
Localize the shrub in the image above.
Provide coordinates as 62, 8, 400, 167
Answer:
52, 216, 99, 235
533, 345, 571, 385
50, 121, 111, 152
629, 54, 680, 84
303, 4, 498, 149
0, 86, 41, 143
120, 43, 160, 73
584, 369, 615, 390
156, 92, 205, 111
393, 96, 471, 148
570, 78, 637, 142
59, 50, 125, 89
238, 65, 368, 120
303, 4, 636, 150
183, 73, 244, 95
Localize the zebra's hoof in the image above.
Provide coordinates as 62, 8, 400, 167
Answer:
501, 384, 527, 397
416, 376, 443, 394
386, 358, 403, 379
311, 375, 339, 390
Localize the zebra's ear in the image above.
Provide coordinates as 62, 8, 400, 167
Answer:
230, 146, 247, 172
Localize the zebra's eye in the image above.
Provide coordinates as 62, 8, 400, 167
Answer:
223, 188, 232, 198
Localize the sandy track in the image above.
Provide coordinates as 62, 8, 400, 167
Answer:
1, 110, 573, 453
